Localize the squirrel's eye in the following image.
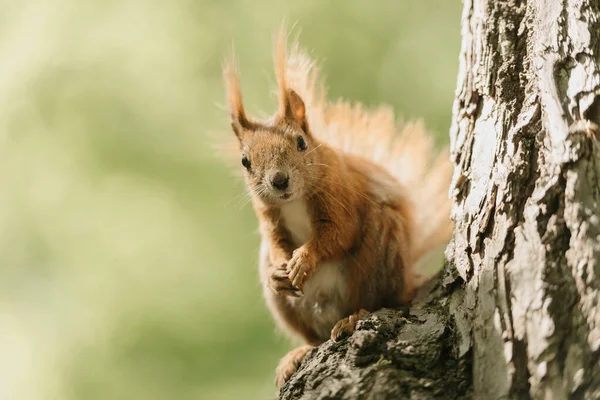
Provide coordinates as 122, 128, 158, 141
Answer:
241, 154, 251, 170
297, 136, 307, 152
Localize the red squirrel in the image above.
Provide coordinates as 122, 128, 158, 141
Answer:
222, 30, 453, 388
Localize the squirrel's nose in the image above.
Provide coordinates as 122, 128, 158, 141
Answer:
271, 172, 289, 191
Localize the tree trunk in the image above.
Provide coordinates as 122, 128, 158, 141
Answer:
279, 1, 600, 399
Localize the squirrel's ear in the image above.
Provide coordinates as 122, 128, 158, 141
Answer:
273, 29, 310, 134
285, 89, 309, 133
223, 51, 253, 141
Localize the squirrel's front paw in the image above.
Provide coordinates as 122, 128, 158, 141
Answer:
268, 263, 301, 297
286, 246, 316, 290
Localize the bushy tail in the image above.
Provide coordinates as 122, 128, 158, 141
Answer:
277, 30, 454, 264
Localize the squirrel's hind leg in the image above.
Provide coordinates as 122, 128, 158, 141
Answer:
275, 344, 314, 388
330, 309, 370, 342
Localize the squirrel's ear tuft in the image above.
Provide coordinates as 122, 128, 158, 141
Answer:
274, 26, 309, 133
274, 24, 288, 118
223, 48, 252, 141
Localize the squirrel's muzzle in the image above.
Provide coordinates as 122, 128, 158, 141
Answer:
271, 172, 289, 191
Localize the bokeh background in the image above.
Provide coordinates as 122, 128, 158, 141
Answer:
0, 1, 462, 399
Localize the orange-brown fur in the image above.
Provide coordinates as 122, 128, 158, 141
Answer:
222, 28, 453, 387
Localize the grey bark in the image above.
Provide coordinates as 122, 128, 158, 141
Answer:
279, 1, 600, 399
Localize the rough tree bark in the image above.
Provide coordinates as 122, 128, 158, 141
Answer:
279, 1, 600, 399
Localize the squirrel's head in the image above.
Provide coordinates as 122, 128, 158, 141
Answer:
223, 42, 323, 206
226, 90, 321, 205
235, 120, 319, 205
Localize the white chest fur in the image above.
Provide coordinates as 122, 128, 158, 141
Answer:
279, 200, 347, 339
280, 200, 312, 246
297, 261, 348, 339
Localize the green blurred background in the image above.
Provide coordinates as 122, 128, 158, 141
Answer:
0, 1, 461, 399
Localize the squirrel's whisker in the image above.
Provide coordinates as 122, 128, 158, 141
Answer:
303, 143, 322, 157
